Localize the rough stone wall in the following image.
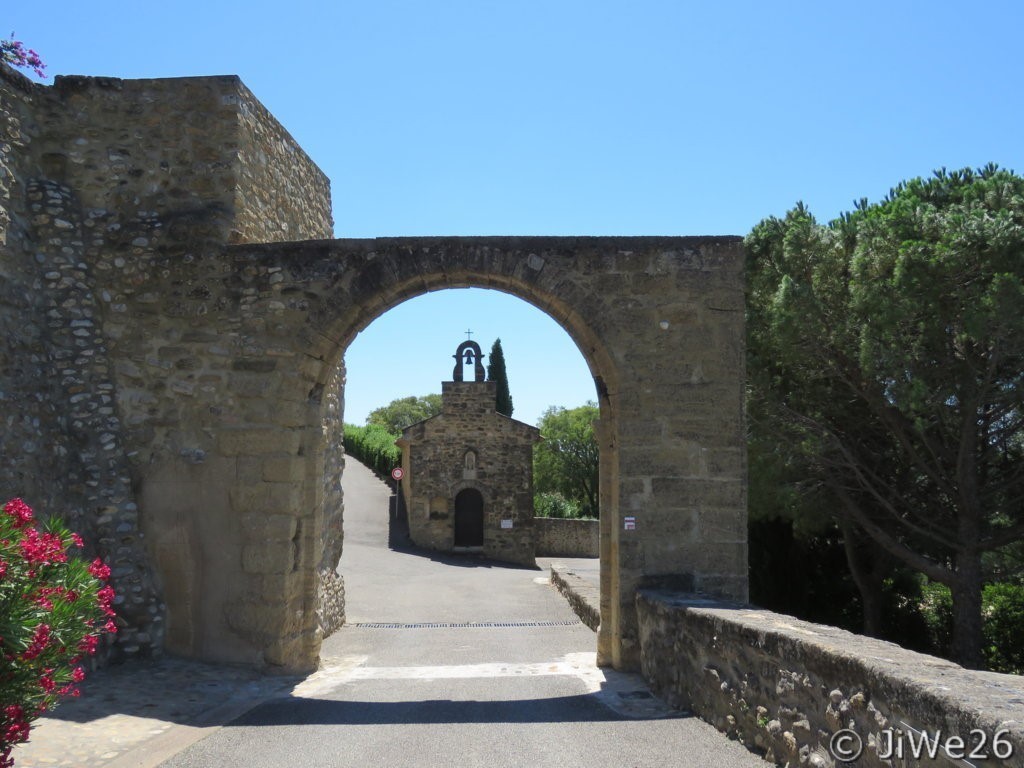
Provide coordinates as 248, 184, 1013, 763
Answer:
550, 565, 600, 631
233, 81, 333, 243
534, 518, 599, 557
3, 63, 748, 672
0, 64, 36, 245
36, 73, 331, 245
316, 361, 346, 635
398, 380, 541, 566
0, 66, 336, 665
637, 591, 1024, 767
1, 65, 56, 512
22, 179, 164, 658
211, 235, 747, 671
0, 65, 166, 660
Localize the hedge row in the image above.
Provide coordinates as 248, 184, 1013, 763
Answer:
343, 423, 401, 479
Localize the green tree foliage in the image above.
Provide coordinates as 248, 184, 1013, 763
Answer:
902, 579, 1024, 674
366, 394, 441, 433
534, 491, 585, 520
746, 165, 1024, 668
343, 423, 400, 478
487, 338, 513, 417
981, 582, 1024, 674
534, 403, 599, 518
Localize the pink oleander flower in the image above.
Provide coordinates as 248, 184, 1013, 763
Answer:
20, 624, 51, 661
3, 499, 33, 529
0, 498, 117, 761
88, 557, 111, 580
77, 634, 99, 655
96, 584, 116, 617
19, 528, 67, 566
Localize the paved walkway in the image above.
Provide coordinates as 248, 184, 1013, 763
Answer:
144, 460, 765, 768
12, 461, 760, 768
13, 657, 302, 767
12, 464, 604, 768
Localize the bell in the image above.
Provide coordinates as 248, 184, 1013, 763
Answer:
463, 350, 475, 364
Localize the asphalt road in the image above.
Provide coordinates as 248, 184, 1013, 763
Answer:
157, 458, 767, 768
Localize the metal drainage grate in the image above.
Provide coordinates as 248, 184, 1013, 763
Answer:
352, 620, 582, 629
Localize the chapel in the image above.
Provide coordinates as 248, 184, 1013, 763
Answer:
395, 340, 542, 565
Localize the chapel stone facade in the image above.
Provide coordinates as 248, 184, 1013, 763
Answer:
396, 341, 541, 566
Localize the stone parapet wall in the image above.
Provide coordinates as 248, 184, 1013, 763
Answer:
535, 517, 599, 557
637, 590, 1024, 767
549, 565, 600, 631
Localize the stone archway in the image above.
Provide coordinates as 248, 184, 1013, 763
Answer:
133, 236, 746, 673
0, 71, 745, 673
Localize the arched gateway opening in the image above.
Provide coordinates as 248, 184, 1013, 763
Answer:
138, 236, 746, 673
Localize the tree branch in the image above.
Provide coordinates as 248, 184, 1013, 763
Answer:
783, 407, 961, 550
983, 520, 1024, 550
826, 480, 952, 584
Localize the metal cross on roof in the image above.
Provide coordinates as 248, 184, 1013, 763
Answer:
465, 329, 473, 340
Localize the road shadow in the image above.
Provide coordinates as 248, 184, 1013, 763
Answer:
225, 689, 688, 727
40, 659, 685, 728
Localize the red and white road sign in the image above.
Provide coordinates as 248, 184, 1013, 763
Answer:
391, 467, 405, 481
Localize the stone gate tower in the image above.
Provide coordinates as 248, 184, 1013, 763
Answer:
2, 62, 747, 671
395, 340, 541, 565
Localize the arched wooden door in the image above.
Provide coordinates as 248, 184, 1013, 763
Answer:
453, 488, 484, 547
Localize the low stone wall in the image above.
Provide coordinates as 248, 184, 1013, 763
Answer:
637, 590, 1024, 767
549, 564, 600, 631
534, 517, 599, 557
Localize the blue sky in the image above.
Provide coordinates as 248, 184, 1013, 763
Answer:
9, 2, 1024, 426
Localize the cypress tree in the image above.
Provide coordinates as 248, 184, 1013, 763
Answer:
487, 338, 513, 417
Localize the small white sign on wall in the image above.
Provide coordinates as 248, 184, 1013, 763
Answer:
624, 516, 636, 531
500, 519, 513, 529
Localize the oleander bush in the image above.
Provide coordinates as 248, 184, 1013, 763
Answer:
0, 498, 117, 766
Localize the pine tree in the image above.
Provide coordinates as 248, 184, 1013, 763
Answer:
487, 338, 513, 417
